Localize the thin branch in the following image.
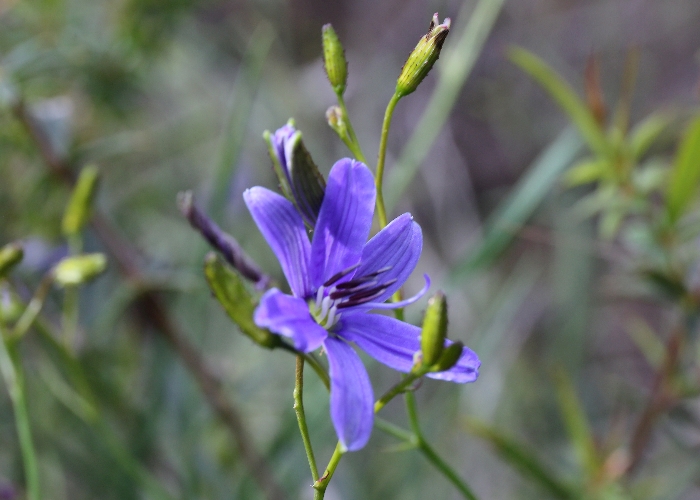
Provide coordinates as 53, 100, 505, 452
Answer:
12, 97, 286, 500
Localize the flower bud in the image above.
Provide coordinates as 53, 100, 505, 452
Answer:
0, 285, 23, 325
54, 253, 107, 286
0, 243, 23, 279
264, 122, 326, 225
62, 165, 100, 237
420, 292, 448, 366
430, 341, 463, 372
396, 13, 450, 98
326, 105, 347, 138
322, 24, 348, 95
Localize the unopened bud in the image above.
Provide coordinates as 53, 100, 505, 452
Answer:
322, 24, 348, 95
396, 13, 450, 98
0, 243, 23, 278
0, 285, 23, 324
264, 122, 326, 225
326, 105, 347, 137
420, 292, 448, 366
54, 253, 107, 286
431, 341, 463, 372
62, 165, 100, 237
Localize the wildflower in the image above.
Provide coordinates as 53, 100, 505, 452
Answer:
244, 159, 479, 451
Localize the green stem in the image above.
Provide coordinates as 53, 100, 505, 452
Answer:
313, 442, 344, 499
337, 94, 368, 164
374, 371, 422, 413
63, 235, 83, 349
375, 92, 402, 228
294, 356, 319, 482
302, 352, 330, 390
11, 272, 54, 342
0, 326, 40, 500
405, 392, 478, 500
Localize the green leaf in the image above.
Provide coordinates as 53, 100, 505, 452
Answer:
465, 419, 578, 499
451, 128, 582, 279
203, 253, 279, 349
625, 317, 664, 369
628, 112, 672, 161
553, 369, 599, 479
666, 114, 700, 223
563, 158, 608, 187
509, 47, 612, 160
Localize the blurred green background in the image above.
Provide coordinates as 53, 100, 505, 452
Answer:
1, 0, 700, 498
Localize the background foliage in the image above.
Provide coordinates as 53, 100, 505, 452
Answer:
1, 0, 700, 498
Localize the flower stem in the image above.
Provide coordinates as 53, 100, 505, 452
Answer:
374, 371, 422, 413
10, 272, 54, 342
294, 356, 319, 482
313, 441, 344, 499
375, 92, 402, 229
0, 325, 40, 500
63, 234, 83, 349
405, 392, 478, 500
337, 94, 368, 164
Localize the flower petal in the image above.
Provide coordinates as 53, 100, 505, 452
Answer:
244, 187, 312, 297
336, 314, 420, 372
310, 159, 375, 288
324, 336, 374, 451
426, 342, 480, 384
355, 213, 422, 303
254, 289, 327, 352
337, 314, 480, 384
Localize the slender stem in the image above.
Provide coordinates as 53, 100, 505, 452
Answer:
313, 442, 344, 499
375, 93, 402, 229
294, 356, 319, 482
374, 371, 422, 413
63, 235, 83, 349
337, 94, 368, 164
303, 352, 330, 390
0, 326, 40, 500
11, 272, 54, 342
374, 417, 415, 443
405, 392, 478, 500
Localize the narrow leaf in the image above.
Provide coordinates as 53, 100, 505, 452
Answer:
509, 47, 612, 159
666, 114, 700, 223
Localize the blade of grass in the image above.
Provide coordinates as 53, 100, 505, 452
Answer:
450, 128, 582, 281
385, 0, 507, 211
666, 114, 700, 223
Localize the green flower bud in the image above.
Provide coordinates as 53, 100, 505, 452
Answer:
431, 341, 463, 372
0, 243, 23, 279
322, 24, 348, 95
396, 13, 450, 98
54, 253, 107, 286
420, 292, 448, 366
62, 165, 100, 237
326, 105, 348, 138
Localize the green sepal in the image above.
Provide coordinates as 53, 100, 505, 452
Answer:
430, 341, 463, 372
420, 292, 447, 366
288, 130, 326, 225
263, 128, 293, 201
54, 253, 107, 287
62, 165, 100, 237
204, 253, 280, 349
396, 14, 450, 98
322, 24, 348, 96
0, 242, 24, 278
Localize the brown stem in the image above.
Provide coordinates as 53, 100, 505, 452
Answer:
12, 98, 286, 500
626, 326, 683, 476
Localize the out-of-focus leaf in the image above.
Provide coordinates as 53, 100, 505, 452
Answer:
629, 113, 672, 161
509, 47, 612, 160
563, 158, 608, 187
203, 253, 279, 349
465, 419, 578, 499
553, 369, 599, 479
666, 115, 700, 223
625, 317, 664, 369
599, 207, 625, 240
642, 269, 687, 301
451, 128, 581, 279
632, 161, 667, 194
0, 242, 23, 278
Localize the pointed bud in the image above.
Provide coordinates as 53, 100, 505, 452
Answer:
263, 122, 326, 225
431, 341, 463, 372
396, 13, 450, 98
0, 243, 23, 278
322, 24, 348, 96
53, 253, 107, 286
204, 253, 280, 349
62, 165, 100, 237
420, 292, 448, 366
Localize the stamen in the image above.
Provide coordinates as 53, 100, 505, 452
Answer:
315, 287, 324, 309
323, 263, 360, 288
325, 305, 338, 327
319, 295, 332, 321
329, 280, 377, 300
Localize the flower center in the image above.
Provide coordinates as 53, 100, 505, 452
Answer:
308, 264, 395, 329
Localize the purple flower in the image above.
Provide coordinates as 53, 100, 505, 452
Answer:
244, 159, 479, 451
